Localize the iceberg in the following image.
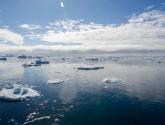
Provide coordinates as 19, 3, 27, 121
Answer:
0, 84, 40, 101
35, 59, 49, 65
77, 66, 104, 70
47, 79, 64, 84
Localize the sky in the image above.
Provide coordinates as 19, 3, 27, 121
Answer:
0, 0, 165, 53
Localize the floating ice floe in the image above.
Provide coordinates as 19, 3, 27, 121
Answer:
77, 65, 104, 70
23, 63, 40, 67
102, 77, 122, 84
47, 79, 64, 84
35, 59, 50, 65
0, 84, 40, 101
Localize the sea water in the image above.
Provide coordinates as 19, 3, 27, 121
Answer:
0, 55, 165, 125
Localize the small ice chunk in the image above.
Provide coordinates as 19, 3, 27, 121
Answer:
102, 77, 122, 84
77, 65, 104, 70
47, 79, 64, 84
10, 119, 15, 122
55, 118, 59, 122
26, 112, 37, 121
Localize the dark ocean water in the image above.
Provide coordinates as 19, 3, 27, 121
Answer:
0, 56, 165, 125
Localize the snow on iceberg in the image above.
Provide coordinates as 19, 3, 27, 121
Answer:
0, 84, 40, 101
102, 77, 122, 84
77, 65, 104, 70
47, 79, 64, 84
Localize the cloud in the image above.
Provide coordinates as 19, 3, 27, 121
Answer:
145, 5, 155, 10
1, 9, 165, 52
19, 24, 42, 30
25, 10, 164, 51
162, 2, 165, 6
0, 28, 24, 45
19, 24, 42, 40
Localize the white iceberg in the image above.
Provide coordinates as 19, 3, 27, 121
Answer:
0, 84, 40, 101
47, 79, 64, 84
102, 77, 122, 84
77, 65, 104, 70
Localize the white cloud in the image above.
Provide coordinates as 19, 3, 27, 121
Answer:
1, 9, 165, 52
19, 24, 42, 40
0, 28, 24, 45
19, 24, 42, 30
27, 10, 165, 51
145, 5, 155, 10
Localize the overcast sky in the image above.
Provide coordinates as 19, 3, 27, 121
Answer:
0, 0, 165, 52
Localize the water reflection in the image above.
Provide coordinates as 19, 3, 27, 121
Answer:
59, 83, 78, 104
22, 67, 47, 85
0, 61, 23, 80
